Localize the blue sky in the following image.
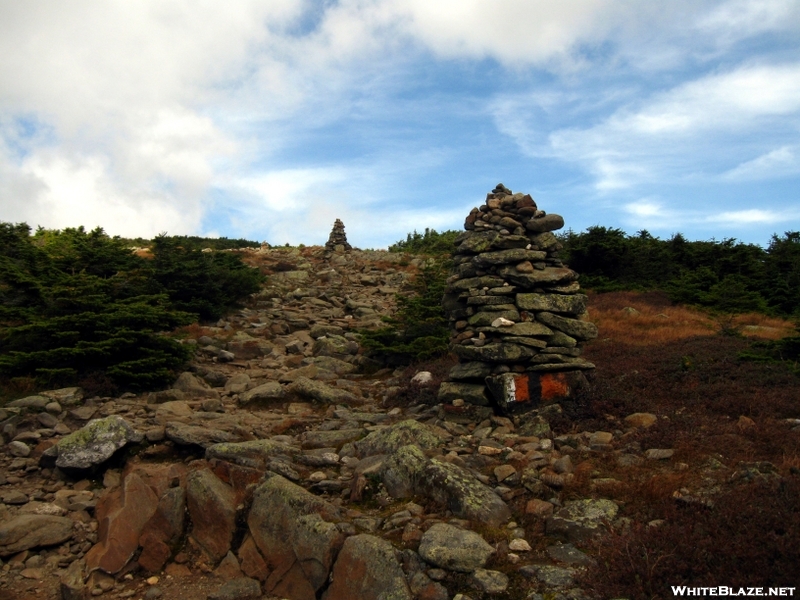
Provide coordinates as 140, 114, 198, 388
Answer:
1, 1, 799, 248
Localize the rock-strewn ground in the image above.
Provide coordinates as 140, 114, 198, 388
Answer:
0, 246, 729, 600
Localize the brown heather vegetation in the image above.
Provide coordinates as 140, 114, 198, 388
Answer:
587, 290, 797, 344
554, 291, 800, 597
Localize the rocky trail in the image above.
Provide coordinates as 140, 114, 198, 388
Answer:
1, 243, 679, 600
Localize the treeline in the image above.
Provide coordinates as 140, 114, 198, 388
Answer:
389, 228, 460, 255
559, 228, 800, 317
388, 226, 800, 318
123, 235, 260, 251
0, 223, 263, 394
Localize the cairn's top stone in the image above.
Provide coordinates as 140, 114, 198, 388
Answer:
325, 219, 352, 252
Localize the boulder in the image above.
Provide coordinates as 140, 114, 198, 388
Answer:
323, 534, 412, 600
287, 377, 362, 406
51, 415, 140, 471
418, 523, 494, 572
206, 439, 299, 469
525, 213, 565, 233
226, 334, 272, 359
0, 514, 74, 556
437, 382, 490, 406
545, 499, 619, 542
379, 444, 429, 498
301, 429, 365, 450
535, 312, 598, 341
419, 458, 511, 527
453, 343, 537, 363
473, 248, 546, 267
516, 293, 588, 314
85, 472, 159, 573
187, 469, 237, 563
247, 476, 344, 600
224, 373, 251, 394
354, 420, 444, 458
448, 362, 492, 381
155, 400, 193, 423
497, 266, 577, 288
238, 534, 269, 582
473, 568, 510, 594
239, 382, 284, 404
172, 372, 219, 399
307, 356, 356, 375
165, 422, 236, 448
7, 395, 50, 410
138, 486, 186, 572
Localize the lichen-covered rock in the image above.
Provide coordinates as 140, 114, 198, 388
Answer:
165, 422, 236, 448
535, 312, 598, 341
323, 534, 412, 600
206, 439, 299, 469
286, 376, 362, 406
473, 568, 510, 594
448, 361, 493, 381
418, 523, 494, 572
453, 343, 538, 363
379, 444, 429, 498
354, 420, 444, 458
419, 458, 511, 527
51, 415, 140, 471
516, 293, 588, 314
247, 476, 344, 600
437, 382, 490, 406
545, 498, 619, 541
301, 428, 365, 449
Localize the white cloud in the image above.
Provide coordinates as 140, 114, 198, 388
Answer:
620, 200, 799, 234
526, 63, 800, 190
708, 209, 793, 226
722, 146, 800, 181
697, 0, 800, 46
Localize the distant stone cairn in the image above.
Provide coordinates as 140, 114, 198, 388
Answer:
325, 218, 352, 252
438, 183, 597, 415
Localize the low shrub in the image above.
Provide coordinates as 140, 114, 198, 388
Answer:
580, 476, 800, 597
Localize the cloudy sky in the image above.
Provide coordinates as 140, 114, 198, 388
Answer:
1, 1, 799, 248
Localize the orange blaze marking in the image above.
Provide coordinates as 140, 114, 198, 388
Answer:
540, 373, 570, 401
514, 374, 530, 403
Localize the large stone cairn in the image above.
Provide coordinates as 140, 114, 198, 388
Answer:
438, 183, 597, 414
325, 218, 352, 252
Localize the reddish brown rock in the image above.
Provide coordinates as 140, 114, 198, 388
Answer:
323, 534, 411, 600
238, 534, 269, 582
137, 484, 186, 572
165, 563, 192, 578
248, 476, 344, 600
214, 551, 244, 580
525, 498, 554, 517
137, 531, 171, 573
85, 472, 159, 574
187, 469, 236, 564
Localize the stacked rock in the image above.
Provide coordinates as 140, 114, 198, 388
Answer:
438, 183, 597, 415
325, 218, 352, 252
